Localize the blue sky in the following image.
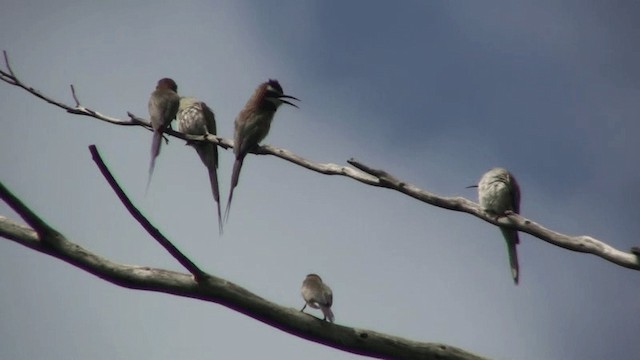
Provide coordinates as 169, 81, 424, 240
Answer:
1, 1, 639, 359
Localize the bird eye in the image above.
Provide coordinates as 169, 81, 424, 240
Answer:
266, 79, 283, 94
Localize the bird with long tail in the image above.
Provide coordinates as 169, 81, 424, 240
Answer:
470, 167, 522, 284
177, 97, 223, 233
225, 79, 299, 222
147, 78, 180, 191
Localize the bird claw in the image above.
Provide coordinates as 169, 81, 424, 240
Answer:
482, 209, 502, 221
491, 210, 513, 221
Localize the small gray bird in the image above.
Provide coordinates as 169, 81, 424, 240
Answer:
177, 97, 222, 233
474, 167, 522, 284
300, 274, 334, 323
225, 79, 299, 221
147, 78, 180, 190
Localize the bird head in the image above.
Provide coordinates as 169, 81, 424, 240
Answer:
305, 274, 322, 282
264, 79, 299, 108
156, 78, 178, 93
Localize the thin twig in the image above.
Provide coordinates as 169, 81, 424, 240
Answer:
70, 84, 81, 107
88, 144, 207, 280
0, 52, 143, 126
3, 50, 16, 78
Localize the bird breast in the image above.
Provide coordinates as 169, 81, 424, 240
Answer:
478, 180, 512, 214
241, 112, 274, 143
178, 106, 207, 134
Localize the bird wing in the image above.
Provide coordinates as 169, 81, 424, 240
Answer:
149, 89, 179, 130
324, 286, 333, 307
508, 172, 521, 214
202, 102, 218, 169
147, 90, 163, 130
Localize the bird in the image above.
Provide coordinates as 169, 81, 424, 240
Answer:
300, 274, 334, 323
225, 79, 299, 222
177, 97, 223, 233
147, 78, 180, 191
472, 167, 522, 284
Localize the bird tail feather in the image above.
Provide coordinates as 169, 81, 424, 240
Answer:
321, 306, 335, 323
500, 227, 520, 285
224, 157, 244, 223
196, 146, 223, 234
146, 130, 163, 193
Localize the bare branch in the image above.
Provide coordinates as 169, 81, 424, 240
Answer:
0, 52, 143, 127
1, 50, 638, 272
257, 145, 380, 185
88, 145, 206, 280
0, 214, 486, 360
0, 180, 62, 245
349, 159, 640, 270
2, 50, 17, 82
70, 84, 81, 107
0, 52, 376, 185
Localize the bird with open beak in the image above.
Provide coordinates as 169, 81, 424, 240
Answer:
470, 167, 522, 284
225, 79, 299, 221
300, 274, 334, 323
147, 78, 180, 190
177, 97, 223, 234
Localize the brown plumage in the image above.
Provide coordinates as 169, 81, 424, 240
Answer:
224, 79, 299, 222
300, 274, 334, 323
147, 78, 180, 190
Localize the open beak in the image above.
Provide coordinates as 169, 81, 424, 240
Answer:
278, 94, 300, 108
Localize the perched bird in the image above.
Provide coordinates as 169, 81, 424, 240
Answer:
177, 97, 223, 233
300, 274, 334, 323
225, 79, 299, 221
472, 167, 522, 284
147, 78, 180, 190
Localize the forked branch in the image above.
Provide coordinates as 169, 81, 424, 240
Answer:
0, 179, 486, 360
88, 145, 205, 279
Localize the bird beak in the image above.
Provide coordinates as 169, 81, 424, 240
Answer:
465, 185, 478, 189
278, 94, 300, 108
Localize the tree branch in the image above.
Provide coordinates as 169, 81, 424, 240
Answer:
0, 194, 486, 359
347, 160, 640, 270
1, 50, 637, 271
0, 179, 62, 245
0, 52, 140, 127
88, 144, 206, 280
5, 48, 639, 359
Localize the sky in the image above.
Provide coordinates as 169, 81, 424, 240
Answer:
1, 1, 639, 359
